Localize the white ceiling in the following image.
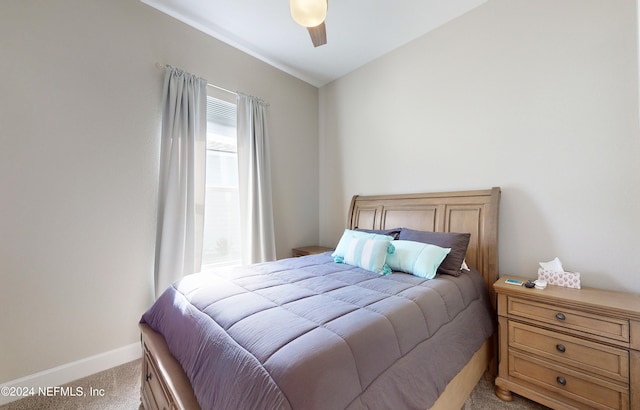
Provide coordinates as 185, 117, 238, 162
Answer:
142, 0, 487, 87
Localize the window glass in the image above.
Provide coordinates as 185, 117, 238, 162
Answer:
202, 96, 241, 268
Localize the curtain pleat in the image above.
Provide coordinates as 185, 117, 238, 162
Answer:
154, 66, 207, 298
236, 93, 276, 264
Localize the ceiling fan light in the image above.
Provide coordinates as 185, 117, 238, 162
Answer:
290, 0, 327, 28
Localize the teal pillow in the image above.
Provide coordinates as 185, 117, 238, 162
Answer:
334, 237, 392, 275
332, 229, 394, 259
386, 240, 451, 279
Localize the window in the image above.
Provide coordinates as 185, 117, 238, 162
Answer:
201, 96, 241, 268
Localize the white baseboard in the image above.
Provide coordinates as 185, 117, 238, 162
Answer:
0, 342, 141, 406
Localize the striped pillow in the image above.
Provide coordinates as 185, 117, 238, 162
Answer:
335, 237, 392, 275
332, 229, 395, 260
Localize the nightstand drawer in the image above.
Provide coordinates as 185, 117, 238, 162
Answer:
509, 321, 629, 383
508, 297, 629, 343
509, 351, 629, 410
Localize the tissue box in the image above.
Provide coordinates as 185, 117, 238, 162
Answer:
537, 268, 581, 289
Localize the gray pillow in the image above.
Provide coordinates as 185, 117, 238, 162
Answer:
398, 228, 470, 276
355, 227, 401, 240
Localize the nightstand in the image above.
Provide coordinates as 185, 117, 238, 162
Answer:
291, 245, 332, 257
493, 276, 640, 410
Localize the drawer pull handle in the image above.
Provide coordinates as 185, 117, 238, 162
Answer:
555, 312, 566, 321
556, 344, 566, 353
145, 372, 152, 382
556, 376, 567, 386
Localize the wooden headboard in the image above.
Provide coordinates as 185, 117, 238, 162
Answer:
348, 187, 501, 293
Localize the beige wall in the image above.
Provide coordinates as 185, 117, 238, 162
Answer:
0, 0, 318, 382
319, 0, 640, 293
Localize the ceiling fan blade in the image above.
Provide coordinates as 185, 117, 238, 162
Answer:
307, 22, 327, 47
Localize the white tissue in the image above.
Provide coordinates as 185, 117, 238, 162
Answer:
539, 257, 564, 273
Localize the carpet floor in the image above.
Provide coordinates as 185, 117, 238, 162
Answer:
1, 360, 548, 409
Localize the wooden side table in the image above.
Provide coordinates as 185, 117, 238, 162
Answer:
291, 246, 332, 257
493, 275, 640, 410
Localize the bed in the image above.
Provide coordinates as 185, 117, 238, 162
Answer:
139, 187, 501, 409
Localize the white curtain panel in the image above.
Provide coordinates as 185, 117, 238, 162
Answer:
154, 66, 207, 298
236, 93, 276, 264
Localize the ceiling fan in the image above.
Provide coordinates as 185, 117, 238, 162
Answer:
289, 0, 328, 47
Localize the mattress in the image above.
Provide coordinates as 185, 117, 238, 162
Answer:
141, 252, 494, 410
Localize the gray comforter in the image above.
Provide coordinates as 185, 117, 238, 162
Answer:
141, 253, 494, 410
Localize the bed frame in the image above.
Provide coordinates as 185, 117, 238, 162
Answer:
140, 187, 501, 410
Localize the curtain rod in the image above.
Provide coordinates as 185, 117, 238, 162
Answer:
155, 62, 237, 96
